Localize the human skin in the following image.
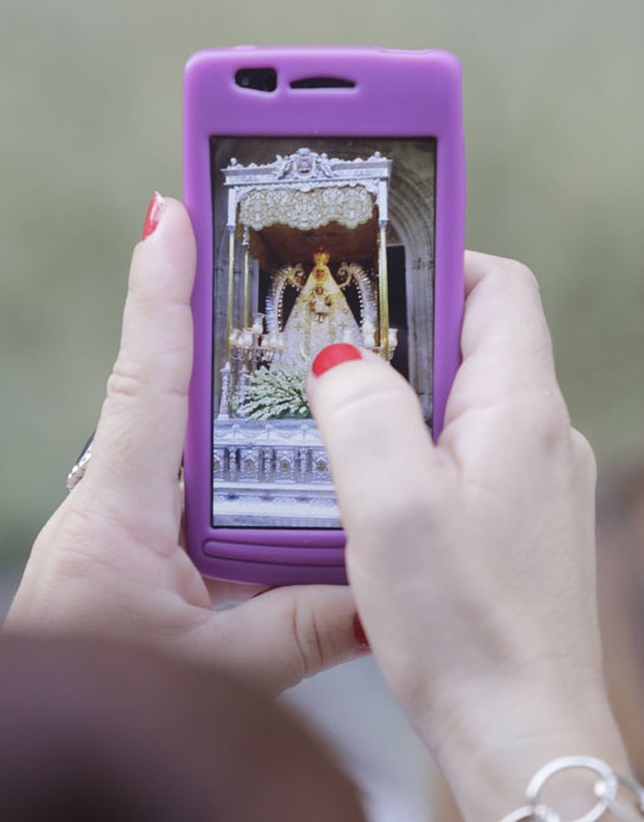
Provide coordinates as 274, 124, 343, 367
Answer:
4, 197, 630, 819
306, 253, 630, 821
428, 467, 644, 819
4, 198, 367, 695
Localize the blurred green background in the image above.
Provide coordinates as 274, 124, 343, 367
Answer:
1, 0, 643, 572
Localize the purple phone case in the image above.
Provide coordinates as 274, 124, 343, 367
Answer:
183, 46, 465, 585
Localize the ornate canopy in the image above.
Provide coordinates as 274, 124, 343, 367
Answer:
221, 147, 393, 362
223, 148, 392, 231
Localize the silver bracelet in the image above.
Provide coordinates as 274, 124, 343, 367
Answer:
498, 756, 644, 822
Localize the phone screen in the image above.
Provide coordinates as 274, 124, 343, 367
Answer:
209, 137, 436, 529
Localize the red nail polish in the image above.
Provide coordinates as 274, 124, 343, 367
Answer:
353, 614, 370, 652
311, 343, 362, 377
141, 192, 165, 240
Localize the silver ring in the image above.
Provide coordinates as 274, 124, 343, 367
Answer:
66, 433, 94, 491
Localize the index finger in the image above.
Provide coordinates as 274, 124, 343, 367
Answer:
83, 197, 196, 520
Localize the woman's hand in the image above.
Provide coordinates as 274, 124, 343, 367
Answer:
307, 252, 628, 820
4, 196, 366, 695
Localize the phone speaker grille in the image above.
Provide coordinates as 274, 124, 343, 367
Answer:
290, 76, 356, 89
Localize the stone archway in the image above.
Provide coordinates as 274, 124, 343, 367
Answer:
389, 172, 435, 422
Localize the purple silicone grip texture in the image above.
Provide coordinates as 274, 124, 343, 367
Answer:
183, 46, 465, 585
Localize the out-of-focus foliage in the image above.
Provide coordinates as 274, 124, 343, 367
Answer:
1, 0, 643, 566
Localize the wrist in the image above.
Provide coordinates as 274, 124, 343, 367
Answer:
424, 669, 630, 822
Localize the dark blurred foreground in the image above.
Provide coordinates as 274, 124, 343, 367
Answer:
0, 635, 366, 821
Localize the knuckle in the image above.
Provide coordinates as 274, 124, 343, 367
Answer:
291, 598, 324, 679
510, 259, 539, 289
37, 508, 106, 583
526, 391, 571, 448
51, 543, 98, 584
570, 428, 598, 482
106, 356, 145, 400
489, 258, 541, 302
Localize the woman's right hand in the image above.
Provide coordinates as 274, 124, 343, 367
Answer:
4, 197, 366, 698
307, 252, 628, 821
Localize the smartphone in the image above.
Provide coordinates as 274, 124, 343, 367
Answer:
183, 46, 465, 585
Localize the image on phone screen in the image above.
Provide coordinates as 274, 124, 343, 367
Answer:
210, 137, 436, 529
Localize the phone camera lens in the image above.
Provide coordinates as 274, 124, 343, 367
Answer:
235, 68, 277, 93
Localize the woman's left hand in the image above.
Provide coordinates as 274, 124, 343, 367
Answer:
4, 196, 365, 694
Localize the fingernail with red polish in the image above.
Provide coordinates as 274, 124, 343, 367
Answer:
141, 192, 165, 240
311, 343, 362, 377
353, 614, 370, 653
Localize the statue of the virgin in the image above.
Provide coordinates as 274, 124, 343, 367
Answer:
276, 250, 363, 369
